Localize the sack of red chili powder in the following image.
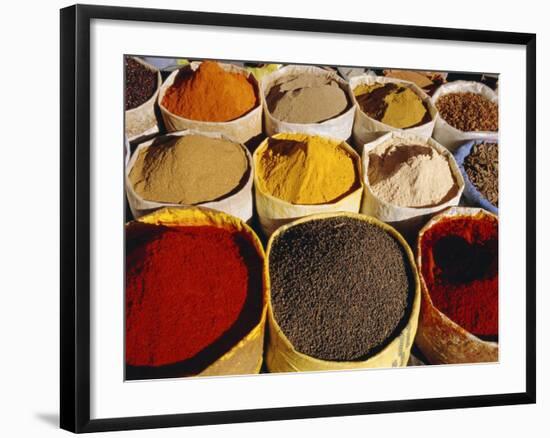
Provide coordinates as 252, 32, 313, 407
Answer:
415, 207, 498, 364
125, 207, 267, 379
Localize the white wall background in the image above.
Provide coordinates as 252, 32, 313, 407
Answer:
0, 0, 546, 436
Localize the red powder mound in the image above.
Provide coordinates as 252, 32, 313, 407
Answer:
420, 216, 498, 337
125, 224, 262, 368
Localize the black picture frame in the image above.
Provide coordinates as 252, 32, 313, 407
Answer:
60, 4, 536, 433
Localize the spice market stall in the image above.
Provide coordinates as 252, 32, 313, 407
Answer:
123, 56, 501, 380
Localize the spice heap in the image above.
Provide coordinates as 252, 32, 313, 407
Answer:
436, 92, 498, 132
464, 142, 499, 207
125, 222, 263, 375
161, 61, 257, 122
368, 142, 458, 208
420, 214, 498, 338
383, 70, 446, 96
354, 83, 431, 129
256, 134, 360, 205
269, 216, 413, 361
125, 57, 157, 110
129, 135, 248, 205
266, 73, 350, 124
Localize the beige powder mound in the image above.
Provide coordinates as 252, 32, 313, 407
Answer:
266, 73, 349, 124
129, 135, 248, 205
368, 143, 457, 208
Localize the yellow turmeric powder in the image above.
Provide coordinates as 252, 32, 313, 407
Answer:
256, 133, 360, 205
161, 61, 258, 122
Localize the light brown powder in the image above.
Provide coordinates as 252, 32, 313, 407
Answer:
129, 135, 248, 205
266, 73, 349, 124
368, 143, 457, 208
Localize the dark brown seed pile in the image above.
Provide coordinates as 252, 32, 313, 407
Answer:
125, 57, 158, 111
269, 216, 413, 362
436, 92, 498, 132
464, 142, 499, 206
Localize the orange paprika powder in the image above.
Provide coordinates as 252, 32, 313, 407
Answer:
420, 214, 498, 338
125, 222, 263, 379
161, 60, 258, 122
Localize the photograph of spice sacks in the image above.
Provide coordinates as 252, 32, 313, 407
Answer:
124, 57, 499, 381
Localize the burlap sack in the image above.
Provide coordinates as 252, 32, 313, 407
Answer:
265, 212, 420, 372
415, 207, 499, 364
350, 75, 438, 151
124, 57, 161, 142
125, 130, 254, 222
360, 131, 464, 240
127, 207, 267, 377
261, 65, 356, 141
158, 62, 262, 144
431, 81, 498, 152
253, 133, 364, 237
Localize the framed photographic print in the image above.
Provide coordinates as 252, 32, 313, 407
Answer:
60, 4, 536, 433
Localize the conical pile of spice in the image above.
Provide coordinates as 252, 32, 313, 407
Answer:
256, 134, 360, 205
383, 70, 445, 96
125, 221, 263, 378
129, 134, 248, 205
269, 216, 414, 361
354, 82, 431, 129
161, 61, 258, 122
420, 213, 498, 338
265, 73, 350, 124
367, 142, 458, 208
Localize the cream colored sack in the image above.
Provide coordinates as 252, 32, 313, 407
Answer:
261, 65, 356, 141
253, 133, 364, 237
431, 81, 498, 151
158, 62, 262, 144
350, 75, 437, 151
124, 135, 130, 167
265, 212, 421, 372
126, 130, 254, 222
125, 57, 161, 142
415, 207, 498, 364
129, 207, 268, 377
361, 131, 464, 239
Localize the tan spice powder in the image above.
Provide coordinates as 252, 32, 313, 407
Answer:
129, 135, 248, 205
368, 143, 458, 208
266, 73, 349, 124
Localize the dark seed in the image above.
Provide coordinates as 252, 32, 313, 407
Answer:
125, 57, 158, 111
269, 216, 414, 362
